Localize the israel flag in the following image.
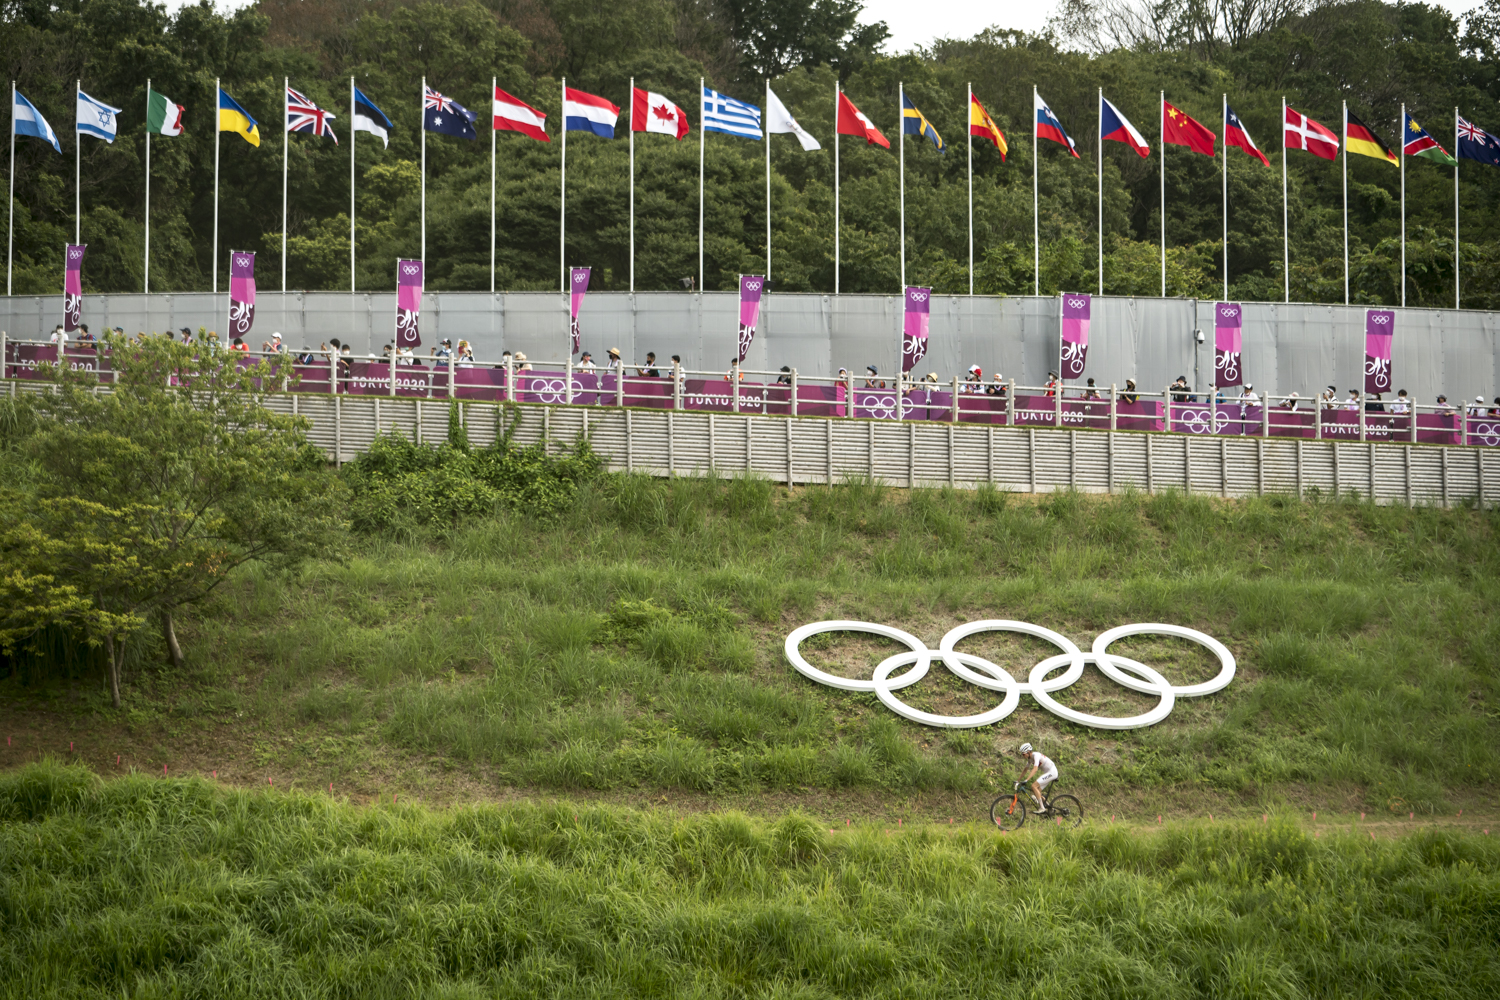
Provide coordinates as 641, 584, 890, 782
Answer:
702, 87, 761, 140
13, 90, 61, 153
77, 89, 123, 142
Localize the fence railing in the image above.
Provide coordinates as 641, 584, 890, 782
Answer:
6, 336, 1500, 449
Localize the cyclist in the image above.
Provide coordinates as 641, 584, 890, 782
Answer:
1015, 743, 1058, 814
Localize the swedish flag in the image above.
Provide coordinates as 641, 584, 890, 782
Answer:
218, 88, 260, 147
901, 94, 944, 153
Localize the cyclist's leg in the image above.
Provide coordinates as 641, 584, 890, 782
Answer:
1033, 773, 1055, 811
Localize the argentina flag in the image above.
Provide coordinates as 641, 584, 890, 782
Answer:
702, 87, 761, 140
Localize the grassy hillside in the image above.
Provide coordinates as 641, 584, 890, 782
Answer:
1, 762, 1497, 999
4, 473, 1497, 817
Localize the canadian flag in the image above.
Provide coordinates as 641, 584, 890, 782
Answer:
632, 87, 689, 139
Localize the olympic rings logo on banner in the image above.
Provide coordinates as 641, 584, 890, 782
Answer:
1066, 297, 1087, 309
1471, 422, 1500, 447
402, 264, 421, 276
1219, 305, 1239, 318
68, 248, 83, 260
1371, 312, 1391, 325
785, 620, 1235, 730
909, 290, 928, 302
573, 273, 588, 285
235, 255, 251, 268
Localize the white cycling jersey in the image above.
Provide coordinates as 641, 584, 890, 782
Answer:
1028, 751, 1058, 788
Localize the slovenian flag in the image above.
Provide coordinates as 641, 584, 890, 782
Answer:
353, 87, 393, 147
13, 90, 60, 153
1035, 91, 1078, 157
564, 87, 620, 138
633, 88, 689, 139
493, 86, 549, 141
1099, 95, 1149, 157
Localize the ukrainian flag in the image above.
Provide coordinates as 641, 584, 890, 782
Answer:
901, 94, 944, 153
219, 88, 260, 147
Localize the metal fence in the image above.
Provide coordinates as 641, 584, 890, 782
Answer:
3, 290, 1497, 406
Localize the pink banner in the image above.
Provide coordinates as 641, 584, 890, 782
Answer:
901, 286, 930, 372
1214, 302, 1243, 388
64, 244, 85, 332
1061, 293, 1090, 379
229, 252, 256, 338
1365, 309, 1393, 395
396, 259, 423, 349
738, 275, 763, 363
569, 267, 590, 355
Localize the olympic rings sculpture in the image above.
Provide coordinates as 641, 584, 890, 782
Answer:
784, 620, 1235, 731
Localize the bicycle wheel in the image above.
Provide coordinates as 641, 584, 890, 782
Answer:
1046, 794, 1084, 829
990, 793, 1027, 832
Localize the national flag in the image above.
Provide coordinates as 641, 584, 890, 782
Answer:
1100, 96, 1149, 157
1456, 115, 1500, 168
424, 85, 477, 140
147, 88, 185, 136
287, 85, 337, 142
702, 87, 761, 140
901, 94, 944, 153
1284, 106, 1338, 160
564, 87, 620, 138
353, 87, 392, 147
76, 89, 122, 143
1163, 100, 1215, 156
1035, 92, 1079, 157
1345, 110, 1395, 166
836, 92, 889, 148
633, 88, 689, 139
969, 94, 1007, 160
766, 87, 819, 150
12, 91, 61, 153
1402, 113, 1455, 166
218, 88, 259, 147
493, 86, 549, 141
1225, 105, 1268, 166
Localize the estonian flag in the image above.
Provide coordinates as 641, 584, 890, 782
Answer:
901, 94, 944, 153
353, 87, 393, 148
12, 90, 60, 153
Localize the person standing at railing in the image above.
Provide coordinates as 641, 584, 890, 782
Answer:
961, 365, 982, 393
1435, 394, 1454, 415
230, 337, 249, 353
1344, 390, 1361, 412
432, 338, 452, 360
262, 333, 285, 354
1469, 396, 1487, 418
638, 352, 660, 377
1391, 390, 1410, 415
1045, 371, 1059, 397
1121, 379, 1138, 405
49, 325, 68, 347
1083, 378, 1101, 401
1280, 392, 1300, 411
1240, 383, 1259, 405
77, 324, 94, 344
986, 375, 1007, 397
1365, 393, 1385, 413
605, 348, 623, 375
776, 366, 792, 386
864, 365, 883, 389
577, 351, 595, 372
1489, 397, 1500, 417
726, 359, 746, 382
1170, 376, 1192, 403
671, 355, 684, 386
1320, 386, 1338, 408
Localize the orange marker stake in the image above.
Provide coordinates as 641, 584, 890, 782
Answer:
162, 764, 167, 776
1409, 812, 1414, 820
212, 770, 216, 779
1360, 812, 1366, 821
1312, 811, 1316, 821
1157, 815, 1162, 824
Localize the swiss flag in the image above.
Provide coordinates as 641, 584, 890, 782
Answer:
1284, 106, 1338, 160
836, 92, 890, 148
632, 87, 689, 139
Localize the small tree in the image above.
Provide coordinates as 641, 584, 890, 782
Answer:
12, 335, 347, 701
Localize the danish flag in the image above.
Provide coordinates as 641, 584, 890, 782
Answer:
286, 85, 337, 142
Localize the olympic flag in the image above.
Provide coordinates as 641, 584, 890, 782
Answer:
63, 244, 86, 332
1215, 301, 1243, 388
737, 275, 763, 363
1365, 309, 1394, 395
569, 266, 590, 355
396, 259, 424, 349
901, 286, 930, 372
1060, 292, 1090, 379
228, 251, 256, 337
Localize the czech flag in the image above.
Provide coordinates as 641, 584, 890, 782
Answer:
1225, 105, 1268, 167
1100, 96, 1149, 157
1035, 92, 1078, 157
837, 92, 889, 148
493, 86, 548, 141
564, 87, 620, 139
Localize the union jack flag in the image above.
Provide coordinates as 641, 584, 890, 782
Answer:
286, 85, 338, 142
1457, 116, 1488, 143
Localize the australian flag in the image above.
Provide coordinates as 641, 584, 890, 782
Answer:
1456, 115, 1500, 168
424, 85, 477, 140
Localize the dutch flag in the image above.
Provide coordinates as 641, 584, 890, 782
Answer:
564, 86, 620, 139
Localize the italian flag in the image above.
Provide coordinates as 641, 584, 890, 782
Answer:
147, 88, 184, 136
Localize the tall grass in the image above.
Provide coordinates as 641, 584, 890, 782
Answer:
1, 762, 1497, 999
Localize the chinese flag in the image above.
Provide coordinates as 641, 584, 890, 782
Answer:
1163, 101, 1215, 156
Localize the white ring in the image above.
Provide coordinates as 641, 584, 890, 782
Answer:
784, 621, 929, 693
871, 651, 1020, 728
1092, 623, 1235, 697
1026, 654, 1175, 729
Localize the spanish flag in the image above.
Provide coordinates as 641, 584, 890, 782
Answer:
1345, 109, 1395, 166
218, 87, 260, 147
969, 94, 1007, 161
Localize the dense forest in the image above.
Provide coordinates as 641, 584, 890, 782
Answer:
3, 0, 1499, 306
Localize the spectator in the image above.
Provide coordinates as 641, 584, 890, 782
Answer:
1390, 389, 1410, 415
456, 340, 474, 366
1044, 370, 1059, 397
671, 355, 684, 384
514, 352, 532, 371
204, 330, 220, 351
864, 365, 884, 389
1241, 383, 1259, 405
638, 352, 660, 377
1435, 394, 1453, 414
606, 347, 622, 372
180, 326, 193, 344
1490, 397, 1500, 417
577, 351, 596, 372
726, 359, 745, 382
1344, 390, 1361, 412
1121, 379, 1138, 405
776, 365, 792, 386
230, 336, 249, 353
1083, 378, 1101, 401
924, 372, 940, 385
49, 325, 68, 346
77, 323, 94, 344
262, 332, 285, 354
1321, 385, 1338, 407
501, 350, 512, 367
111, 326, 124, 336
1170, 376, 1192, 403
1280, 392, 1300, 411
432, 338, 452, 359
1469, 395, 1486, 417
1365, 392, 1385, 413
962, 365, 982, 393
837, 367, 849, 380
380, 342, 393, 359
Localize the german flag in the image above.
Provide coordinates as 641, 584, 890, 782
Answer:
1345, 110, 1397, 166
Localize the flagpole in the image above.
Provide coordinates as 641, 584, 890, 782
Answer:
421, 76, 426, 264
628, 76, 634, 293
1400, 102, 1405, 308
212, 77, 220, 300
967, 82, 973, 297
1282, 96, 1288, 304
765, 77, 771, 283
350, 76, 356, 294
898, 80, 905, 291
1159, 90, 1165, 297
144, 80, 151, 295
834, 80, 840, 295
698, 76, 704, 293
1341, 99, 1348, 305
7, 80, 14, 296
1454, 106, 1459, 310
75, 80, 81, 246
1097, 87, 1103, 296
282, 76, 289, 294
1033, 85, 1038, 297
1222, 92, 1228, 301
490, 75, 496, 295
560, 77, 567, 294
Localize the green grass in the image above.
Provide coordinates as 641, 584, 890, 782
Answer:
7, 473, 1500, 812
1, 761, 1497, 999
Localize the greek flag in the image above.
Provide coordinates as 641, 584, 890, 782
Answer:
77, 89, 122, 142
702, 87, 761, 140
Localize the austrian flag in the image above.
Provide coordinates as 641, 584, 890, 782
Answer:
493, 87, 548, 141
633, 88, 689, 139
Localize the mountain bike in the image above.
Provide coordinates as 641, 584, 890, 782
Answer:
990, 782, 1083, 832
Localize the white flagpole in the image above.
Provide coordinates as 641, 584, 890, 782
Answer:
898, 81, 905, 290
628, 77, 634, 293
1033, 85, 1038, 297
490, 75, 496, 295
560, 77, 567, 293
212, 78, 220, 299
1097, 87, 1103, 295
1159, 90, 1165, 297
1341, 99, 1348, 305
75, 79, 81, 246
144, 80, 151, 295
1222, 92, 1228, 301
1454, 106, 1460, 310
420, 76, 426, 264
834, 80, 840, 295
967, 82, 973, 297
698, 76, 704, 292
7, 80, 14, 296
765, 78, 771, 283
350, 76, 356, 294
1282, 96, 1288, 303
282, 76, 288, 293
1400, 102, 1405, 308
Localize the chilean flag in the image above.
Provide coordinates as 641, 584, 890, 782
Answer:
633, 88, 689, 139
1100, 95, 1149, 157
493, 86, 548, 141
1035, 91, 1078, 157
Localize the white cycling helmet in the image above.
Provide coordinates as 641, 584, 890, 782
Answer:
1018, 743, 1033, 754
